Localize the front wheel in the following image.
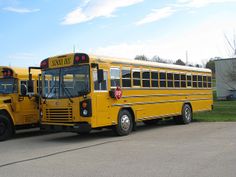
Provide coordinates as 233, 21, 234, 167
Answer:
113, 110, 133, 136
0, 115, 13, 141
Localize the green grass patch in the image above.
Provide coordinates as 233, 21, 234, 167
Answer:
194, 100, 236, 122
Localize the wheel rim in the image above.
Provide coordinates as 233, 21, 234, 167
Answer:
0, 121, 7, 135
120, 115, 131, 131
185, 107, 192, 121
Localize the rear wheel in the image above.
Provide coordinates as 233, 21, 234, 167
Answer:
0, 115, 13, 141
114, 110, 133, 136
174, 104, 192, 124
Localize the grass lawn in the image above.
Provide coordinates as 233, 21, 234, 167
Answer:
194, 100, 236, 122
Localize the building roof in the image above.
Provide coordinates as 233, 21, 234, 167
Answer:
214, 57, 236, 62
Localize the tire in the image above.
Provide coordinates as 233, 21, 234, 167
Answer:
114, 110, 133, 136
174, 104, 192, 124
0, 115, 13, 141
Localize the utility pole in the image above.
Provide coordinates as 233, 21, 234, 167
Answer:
185, 50, 189, 65
73, 45, 75, 53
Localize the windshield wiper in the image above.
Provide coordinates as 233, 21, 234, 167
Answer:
43, 84, 56, 103
61, 83, 73, 103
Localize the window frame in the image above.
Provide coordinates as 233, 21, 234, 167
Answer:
159, 71, 166, 88
121, 67, 131, 88
142, 69, 151, 88
132, 68, 141, 87
151, 70, 159, 88
93, 69, 108, 92
187, 74, 192, 88
110, 67, 121, 88
167, 72, 174, 88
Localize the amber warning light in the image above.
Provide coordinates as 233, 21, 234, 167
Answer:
1, 68, 13, 78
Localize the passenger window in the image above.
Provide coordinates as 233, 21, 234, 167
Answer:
181, 74, 186, 88
187, 75, 192, 87
198, 75, 203, 88
20, 80, 34, 94
110, 68, 120, 87
142, 70, 150, 87
167, 73, 173, 87
151, 71, 158, 87
193, 75, 198, 88
133, 70, 141, 87
122, 68, 131, 87
93, 70, 108, 91
174, 74, 180, 88
203, 76, 207, 88
207, 76, 212, 88
160, 72, 166, 87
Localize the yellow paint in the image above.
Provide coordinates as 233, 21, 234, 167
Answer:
0, 66, 39, 126
49, 55, 73, 68
41, 53, 213, 130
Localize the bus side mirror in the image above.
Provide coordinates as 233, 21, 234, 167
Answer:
98, 69, 104, 83
20, 84, 27, 96
29, 73, 32, 81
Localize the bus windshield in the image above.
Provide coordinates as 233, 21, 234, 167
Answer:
42, 65, 90, 99
0, 78, 18, 94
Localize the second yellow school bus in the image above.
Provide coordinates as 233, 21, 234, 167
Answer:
0, 66, 40, 141
40, 53, 213, 135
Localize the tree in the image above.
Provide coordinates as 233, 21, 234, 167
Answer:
134, 55, 148, 61
174, 59, 185, 66
224, 31, 236, 56
195, 64, 201, 68
206, 59, 216, 74
151, 56, 169, 63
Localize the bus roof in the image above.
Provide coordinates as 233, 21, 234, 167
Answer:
44, 53, 211, 73
89, 54, 211, 73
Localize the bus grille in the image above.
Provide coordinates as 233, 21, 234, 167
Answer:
46, 107, 73, 122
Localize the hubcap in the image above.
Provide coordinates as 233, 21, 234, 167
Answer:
120, 115, 131, 131
185, 107, 191, 121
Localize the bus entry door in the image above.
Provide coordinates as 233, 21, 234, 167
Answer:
93, 70, 111, 126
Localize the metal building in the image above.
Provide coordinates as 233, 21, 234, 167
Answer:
215, 58, 236, 100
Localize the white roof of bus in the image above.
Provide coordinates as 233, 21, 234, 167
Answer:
89, 54, 211, 73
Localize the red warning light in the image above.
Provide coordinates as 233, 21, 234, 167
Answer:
2, 69, 13, 78
8, 70, 11, 76
75, 56, 80, 62
82, 55, 86, 61
40, 59, 49, 69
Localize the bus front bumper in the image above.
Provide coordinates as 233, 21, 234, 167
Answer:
41, 122, 91, 133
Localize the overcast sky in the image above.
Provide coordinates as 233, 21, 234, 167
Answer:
0, 0, 236, 67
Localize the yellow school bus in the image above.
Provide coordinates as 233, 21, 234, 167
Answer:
40, 53, 213, 135
0, 66, 40, 141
